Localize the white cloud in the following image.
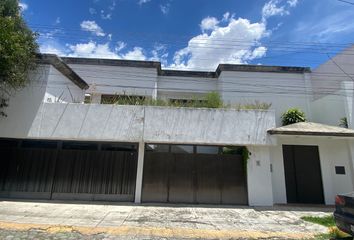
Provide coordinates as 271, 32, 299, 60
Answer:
150, 44, 169, 66
122, 47, 146, 60
160, 3, 170, 15
101, 10, 112, 20
222, 12, 230, 22
262, 0, 289, 20
138, 0, 151, 5
40, 44, 65, 56
200, 17, 219, 32
89, 8, 97, 15
18, 2, 28, 12
115, 41, 127, 52
55, 17, 61, 25
287, 0, 298, 7
67, 41, 119, 59
109, 0, 117, 11
80, 20, 105, 37
171, 16, 268, 70
262, 0, 299, 21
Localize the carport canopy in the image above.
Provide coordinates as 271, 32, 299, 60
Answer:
267, 122, 354, 137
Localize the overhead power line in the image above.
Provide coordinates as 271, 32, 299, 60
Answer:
337, 0, 354, 5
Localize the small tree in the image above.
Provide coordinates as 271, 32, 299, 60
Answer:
281, 108, 306, 126
0, 0, 38, 116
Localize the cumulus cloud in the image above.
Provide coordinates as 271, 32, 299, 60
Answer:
67, 41, 119, 58
80, 20, 105, 36
122, 47, 146, 60
170, 15, 268, 70
200, 17, 219, 32
18, 2, 28, 12
40, 44, 65, 56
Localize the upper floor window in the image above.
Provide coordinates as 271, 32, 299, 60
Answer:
101, 94, 146, 104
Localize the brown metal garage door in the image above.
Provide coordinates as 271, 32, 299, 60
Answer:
0, 139, 138, 202
142, 152, 248, 205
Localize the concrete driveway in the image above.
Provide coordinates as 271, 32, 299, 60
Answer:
0, 200, 333, 239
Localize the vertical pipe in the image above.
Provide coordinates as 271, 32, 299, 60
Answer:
134, 142, 145, 203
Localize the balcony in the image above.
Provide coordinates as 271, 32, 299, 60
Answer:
20, 103, 275, 146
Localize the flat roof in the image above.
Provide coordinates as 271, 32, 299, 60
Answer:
268, 122, 354, 137
58, 56, 311, 78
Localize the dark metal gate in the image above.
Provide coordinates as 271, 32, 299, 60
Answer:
142, 152, 248, 205
0, 139, 138, 202
282, 145, 324, 204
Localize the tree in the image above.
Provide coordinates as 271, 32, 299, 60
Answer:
281, 108, 306, 126
0, 0, 38, 116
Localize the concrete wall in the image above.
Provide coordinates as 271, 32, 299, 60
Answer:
247, 146, 274, 206
68, 64, 157, 97
0, 103, 276, 146
0, 65, 50, 139
44, 66, 85, 103
270, 136, 354, 205
218, 71, 312, 126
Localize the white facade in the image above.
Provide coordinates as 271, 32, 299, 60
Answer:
1, 50, 354, 206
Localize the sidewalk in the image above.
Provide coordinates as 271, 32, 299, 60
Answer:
0, 200, 333, 239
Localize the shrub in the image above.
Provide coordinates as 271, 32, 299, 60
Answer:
339, 117, 348, 128
204, 91, 223, 108
281, 108, 306, 126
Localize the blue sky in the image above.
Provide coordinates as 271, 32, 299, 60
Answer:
20, 0, 354, 70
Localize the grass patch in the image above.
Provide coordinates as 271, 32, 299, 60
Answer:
301, 215, 335, 227
302, 215, 352, 240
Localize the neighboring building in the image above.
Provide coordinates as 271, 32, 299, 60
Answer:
0, 48, 353, 206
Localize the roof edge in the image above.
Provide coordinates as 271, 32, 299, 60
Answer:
267, 129, 354, 138
216, 64, 311, 74
58, 56, 311, 76
37, 54, 89, 90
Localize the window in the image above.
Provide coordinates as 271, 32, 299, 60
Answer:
101, 94, 145, 104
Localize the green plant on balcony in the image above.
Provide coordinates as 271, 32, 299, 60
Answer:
339, 117, 348, 128
281, 108, 306, 126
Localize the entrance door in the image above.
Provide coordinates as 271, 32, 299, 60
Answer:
282, 145, 324, 204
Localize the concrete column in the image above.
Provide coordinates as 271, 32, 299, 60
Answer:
247, 146, 274, 206
134, 142, 145, 203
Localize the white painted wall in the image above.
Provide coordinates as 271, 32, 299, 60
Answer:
218, 71, 312, 126
270, 136, 354, 205
311, 91, 346, 127
0, 65, 50, 138
68, 64, 157, 97
44, 66, 85, 103
157, 75, 217, 100
247, 146, 274, 206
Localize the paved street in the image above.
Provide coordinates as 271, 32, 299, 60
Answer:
0, 200, 333, 239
